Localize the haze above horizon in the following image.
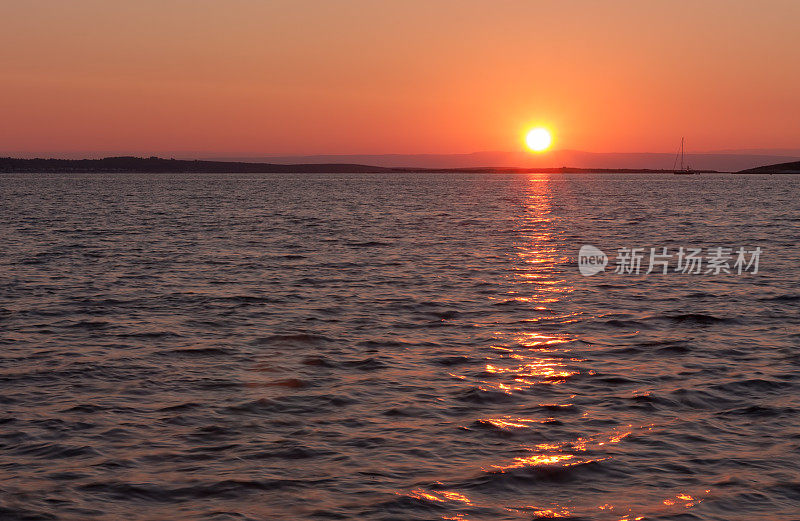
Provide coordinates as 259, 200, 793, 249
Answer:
2, 1, 799, 157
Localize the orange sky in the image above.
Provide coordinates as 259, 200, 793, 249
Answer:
2, 1, 799, 157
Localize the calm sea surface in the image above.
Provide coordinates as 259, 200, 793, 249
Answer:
1, 172, 799, 521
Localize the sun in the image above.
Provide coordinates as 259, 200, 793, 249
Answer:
525, 127, 552, 152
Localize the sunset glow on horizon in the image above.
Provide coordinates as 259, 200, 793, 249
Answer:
2, 1, 800, 158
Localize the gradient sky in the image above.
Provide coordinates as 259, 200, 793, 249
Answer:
2, 1, 799, 157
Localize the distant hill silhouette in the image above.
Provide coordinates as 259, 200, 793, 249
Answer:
0, 156, 709, 174
7, 149, 800, 172
736, 160, 800, 174
214, 150, 800, 172
0, 156, 396, 173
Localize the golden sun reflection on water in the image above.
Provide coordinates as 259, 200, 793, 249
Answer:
486, 426, 641, 473
404, 489, 711, 521
407, 488, 473, 505
401, 176, 712, 521
530, 508, 571, 519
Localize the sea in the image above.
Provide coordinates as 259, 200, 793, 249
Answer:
1, 172, 798, 520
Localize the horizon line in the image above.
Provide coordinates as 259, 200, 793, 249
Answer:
4, 148, 800, 160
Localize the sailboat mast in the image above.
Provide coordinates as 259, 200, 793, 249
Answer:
680, 137, 684, 171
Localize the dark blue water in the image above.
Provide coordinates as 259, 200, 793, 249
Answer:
1, 173, 798, 520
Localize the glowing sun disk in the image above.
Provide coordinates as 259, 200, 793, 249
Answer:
526, 128, 552, 152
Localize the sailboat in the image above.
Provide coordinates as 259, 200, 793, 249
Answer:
673, 137, 697, 175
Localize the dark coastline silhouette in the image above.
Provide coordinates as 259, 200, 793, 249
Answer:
0, 156, 394, 174
737, 160, 800, 174
0, 156, 718, 174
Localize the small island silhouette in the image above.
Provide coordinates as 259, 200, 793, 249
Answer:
736, 160, 800, 174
